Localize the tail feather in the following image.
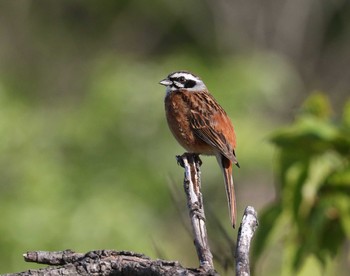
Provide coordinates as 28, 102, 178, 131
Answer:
217, 154, 237, 228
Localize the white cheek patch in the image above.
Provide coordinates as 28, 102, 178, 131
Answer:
173, 81, 184, 88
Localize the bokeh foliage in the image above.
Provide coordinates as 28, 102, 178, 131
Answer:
0, 1, 350, 275
253, 93, 350, 274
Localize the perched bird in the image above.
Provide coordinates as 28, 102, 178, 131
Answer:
159, 71, 240, 228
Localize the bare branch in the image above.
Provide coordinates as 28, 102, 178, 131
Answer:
2, 156, 259, 276
235, 206, 259, 276
176, 153, 215, 274
4, 250, 211, 276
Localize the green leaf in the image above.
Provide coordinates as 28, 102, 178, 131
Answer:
270, 116, 339, 155
279, 157, 309, 220
292, 197, 338, 270
256, 93, 349, 273
300, 92, 332, 119
315, 200, 346, 264
328, 166, 350, 188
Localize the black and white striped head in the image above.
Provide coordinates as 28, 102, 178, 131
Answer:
159, 71, 207, 93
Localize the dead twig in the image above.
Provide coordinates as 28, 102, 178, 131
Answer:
235, 206, 259, 276
176, 153, 215, 273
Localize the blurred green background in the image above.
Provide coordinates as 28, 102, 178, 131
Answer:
0, 1, 349, 275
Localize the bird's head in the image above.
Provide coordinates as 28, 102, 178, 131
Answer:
159, 71, 207, 93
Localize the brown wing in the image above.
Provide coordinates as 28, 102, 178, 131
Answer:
189, 92, 239, 166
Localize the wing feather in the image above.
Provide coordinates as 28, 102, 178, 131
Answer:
190, 105, 239, 166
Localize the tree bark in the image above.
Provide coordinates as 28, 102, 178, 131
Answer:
3, 250, 213, 276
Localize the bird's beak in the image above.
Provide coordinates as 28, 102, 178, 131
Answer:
159, 78, 172, 86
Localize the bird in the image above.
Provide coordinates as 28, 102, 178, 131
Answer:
159, 71, 239, 228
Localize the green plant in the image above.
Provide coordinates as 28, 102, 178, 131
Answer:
253, 92, 350, 273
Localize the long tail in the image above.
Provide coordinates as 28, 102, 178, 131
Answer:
217, 154, 237, 228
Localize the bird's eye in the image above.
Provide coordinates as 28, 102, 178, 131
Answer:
178, 76, 185, 82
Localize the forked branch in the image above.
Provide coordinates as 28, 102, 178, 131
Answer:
2, 154, 258, 276
176, 153, 215, 273
177, 153, 258, 276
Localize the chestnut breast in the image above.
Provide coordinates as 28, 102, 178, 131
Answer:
165, 90, 215, 154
